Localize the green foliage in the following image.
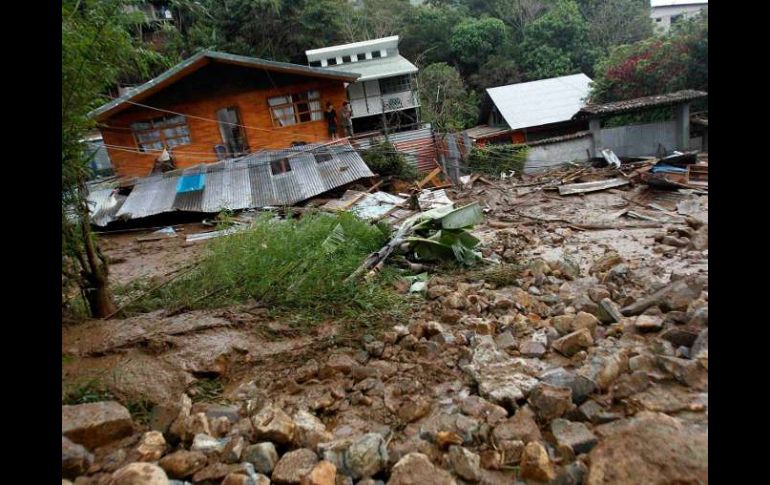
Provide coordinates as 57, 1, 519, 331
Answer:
360, 141, 419, 181
590, 9, 707, 102
581, 0, 653, 49
400, 4, 465, 66
418, 63, 480, 131
520, 0, 597, 79
62, 379, 116, 405
449, 17, 509, 72
466, 144, 529, 176
119, 212, 410, 324
468, 54, 523, 91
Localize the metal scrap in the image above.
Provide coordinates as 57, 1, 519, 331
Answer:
558, 178, 630, 196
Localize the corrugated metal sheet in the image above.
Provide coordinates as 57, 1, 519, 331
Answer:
352, 126, 440, 173
87, 189, 127, 227
115, 142, 374, 222
325, 55, 418, 81
487, 73, 592, 131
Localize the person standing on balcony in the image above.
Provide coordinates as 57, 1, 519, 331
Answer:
325, 102, 338, 140
340, 101, 354, 138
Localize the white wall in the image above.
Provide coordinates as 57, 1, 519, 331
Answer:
601, 120, 677, 157
651, 4, 706, 33
523, 135, 593, 174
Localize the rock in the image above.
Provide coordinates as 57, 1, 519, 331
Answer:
62, 401, 133, 450
596, 298, 623, 324
634, 315, 663, 333
611, 371, 650, 400
519, 340, 546, 358
222, 435, 245, 463
397, 397, 432, 423
539, 367, 596, 405
588, 287, 611, 303
519, 442, 556, 482
294, 410, 333, 449
323, 354, 358, 376
222, 473, 259, 485
190, 433, 228, 455
191, 463, 239, 483
188, 412, 211, 436
528, 286, 541, 295
492, 407, 542, 444
436, 431, 464, 451
110, 463, 169, 485
300, 460, 337, 485
688, 225, 708, 250
458, 396, 508, 425
134, 431, 166, 462
243, 442, 279, 475
657, 356, 708, 390
659, 326, 700, 348
387, 453, 456, 485
447, 446, 481, 482
691, 328, 708, 360
551, 419, 598, 455
494, 331, 517, 350
573, 400, 619, 424
551, 315, 574, 336
621, 276, 704, 316
479, 450, 502, 470
158, 451, 207, 479
346, 433, 388, 479
579, 350, 630, 392
551, 328, 593, 357
553, 461, 588, 485
528, 383, 573, 421
210, 416, 231, 438
62, 436, 94, 479
272, 449, 319, 484
572, 311, 600, 334
252, 406, 296, 445
463, 337, 540, 406
587, 413, 707, 484
688, 306, 708, 327
590, 252, 623, 274
102, 449, 128, 473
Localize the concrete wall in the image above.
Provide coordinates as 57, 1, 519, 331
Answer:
600, 120, 678, 158
523, 135, 593, 174
651, 4, 706, 33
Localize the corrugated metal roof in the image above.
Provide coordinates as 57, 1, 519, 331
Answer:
462, 125, 512, 140
651, 0, 707, 7
87, 189, 127, 227
573, 90, 708, 118
486, 73, 592, 131
89, 50, 359, 121
114, 142, 374, 222
352, 126, 440, 174
306, 36, 400, 58
324, 55, 418, 81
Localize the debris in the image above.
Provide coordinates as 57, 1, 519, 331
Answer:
600, 149, 621, 169
558, 178, 630, 196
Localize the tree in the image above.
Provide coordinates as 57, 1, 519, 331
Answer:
589, 9, 707, 102
62, 0, 170, 317
462, 0, 548, 40
400, 4, 465, 67
582, 0, 653, 49
468, 54, 523, 91
417, 63, 479, 132
519, 0, 597, 80
449, 17, 509, 74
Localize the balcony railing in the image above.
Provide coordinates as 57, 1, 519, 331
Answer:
350, 90, 419, 118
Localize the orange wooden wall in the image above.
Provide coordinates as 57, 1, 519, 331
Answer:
99, 64, 349, 178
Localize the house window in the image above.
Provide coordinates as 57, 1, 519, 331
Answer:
131, 115, 191, 152
309, 60, 322, 67
356, 53, 366, 61
379, 75, 412, 95
327, 57, 338, 66
342, 55, 351, 63
670, 14, 683, 24
371, 50, 382, 59
270, 157, 292, 175
268, 90, 323, 127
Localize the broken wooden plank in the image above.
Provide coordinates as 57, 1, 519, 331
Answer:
417, 167, 443, 189
558, 178, 630, 196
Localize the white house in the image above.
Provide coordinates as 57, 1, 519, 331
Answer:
306, 36, 420, 134
650, 0, 708, 33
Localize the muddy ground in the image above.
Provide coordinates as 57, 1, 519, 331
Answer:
62, 173, 708, 484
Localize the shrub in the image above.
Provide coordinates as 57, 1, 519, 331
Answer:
466, 144, 529, 177
360, 141, 419, 181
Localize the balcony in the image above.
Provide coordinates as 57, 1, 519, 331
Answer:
350, 90, 419, 119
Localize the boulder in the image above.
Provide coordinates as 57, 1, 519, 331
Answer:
272, 448, 319, 485
134, 431, 166, 462
62, 436, 93, 479
492, 407, 542, 444
587, 413, 707, 484
252, 405, 296, 445
519, 442, 556, 482
294, 410, 333, 449
551, 419, 598, 455
243, 442, 279, 475
634, 315, 663, 333
539, 367, 596, 404
158, 450, 207, 479
300, 460, 337, 485
447, 446, 481, 482
528, 383, 573, 421
62, 401, 133, 449
346, 433, 389, 479
462, 337, 540, 406
110, 463, 169, 485
387, 453, 456, 485
551, 329, 593, 357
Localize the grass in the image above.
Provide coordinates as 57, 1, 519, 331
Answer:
116, 211, 413, 327
62, 379, 116, 405
189, 377, 227, 403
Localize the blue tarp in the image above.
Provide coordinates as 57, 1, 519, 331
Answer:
176, 173, 205, 193
651, 164, 688, 174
